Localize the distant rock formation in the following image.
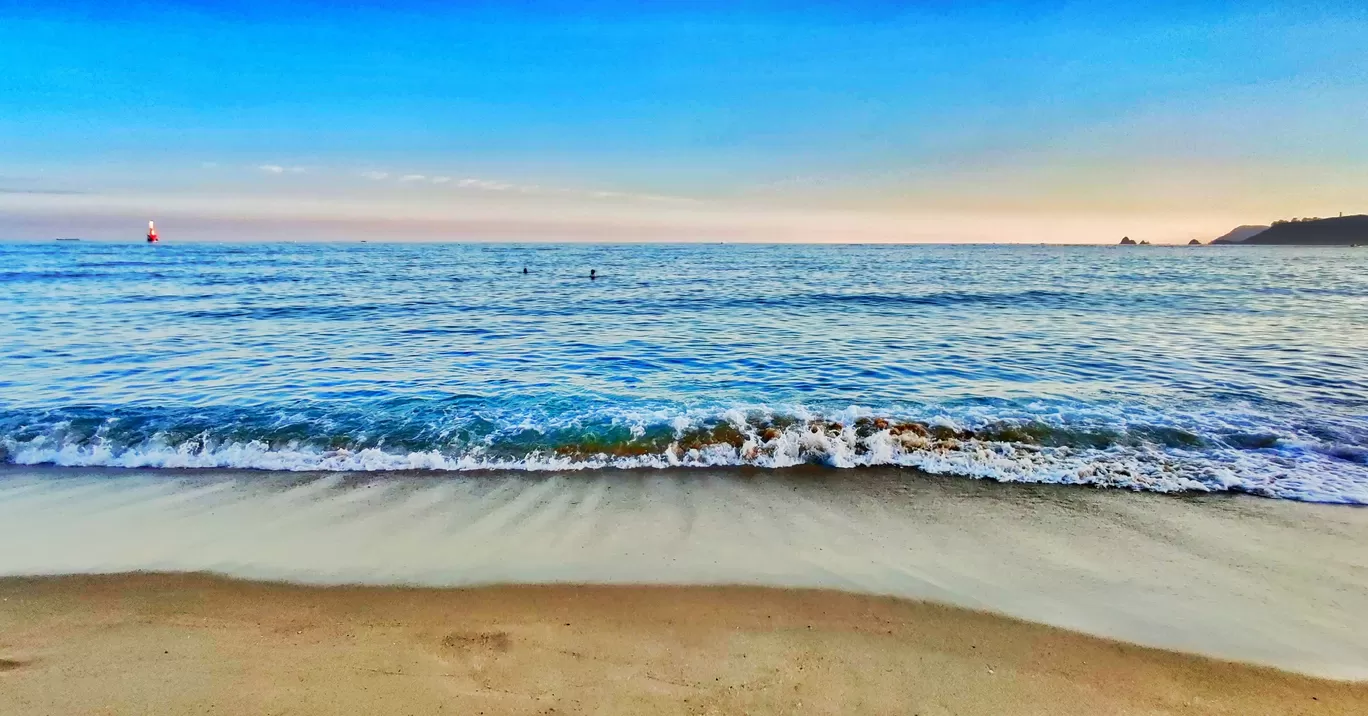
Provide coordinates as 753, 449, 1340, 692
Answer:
1119, 236, 1137, 245
1188, 239, 1202, 245
1240, 215, 1368, 245
1211, 225, 1270, 244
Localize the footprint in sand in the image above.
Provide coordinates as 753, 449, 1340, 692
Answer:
0, 658, 28, 672
434, 631, 514, 691
441, 631, 512, 655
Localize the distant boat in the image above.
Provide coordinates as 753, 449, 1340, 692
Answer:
55, 238, 81, 242
146, 220, 159, 243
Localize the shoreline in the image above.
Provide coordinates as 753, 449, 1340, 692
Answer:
3, 466, 1367, 680
3, 572, 1366, 715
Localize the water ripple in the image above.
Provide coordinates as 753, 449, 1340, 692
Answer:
1, 242, 1365, 501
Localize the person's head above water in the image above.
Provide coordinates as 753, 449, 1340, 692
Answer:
590, 269, 596, 279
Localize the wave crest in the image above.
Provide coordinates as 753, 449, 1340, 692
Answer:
3, 405, 1365, 504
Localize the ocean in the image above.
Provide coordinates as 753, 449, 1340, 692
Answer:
2, 241, 1365, 502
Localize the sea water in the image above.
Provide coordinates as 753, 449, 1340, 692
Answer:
2, 241, 1365, 502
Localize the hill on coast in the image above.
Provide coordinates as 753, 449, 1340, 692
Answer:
1210, 225, 1270, 244
1212, 215, 1367, 245
1242, 215, 1367, 245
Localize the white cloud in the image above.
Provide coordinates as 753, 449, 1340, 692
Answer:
201, 162, 219, 169
259, 165, 306, 174
364, 168, 697, 204
457, 178, 516, 191
631, 193, 694, 204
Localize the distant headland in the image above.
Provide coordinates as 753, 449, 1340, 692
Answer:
1117, 215, 1367, 246
1209, 225, 1271, 245
1209, 214, 1367, 246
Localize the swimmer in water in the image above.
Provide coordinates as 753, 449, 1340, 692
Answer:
590, 269, 596, 279
523, 266, 528, 274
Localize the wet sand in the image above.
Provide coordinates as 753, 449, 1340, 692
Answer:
2, 573, 1365, 716
4, 466, 1368, 678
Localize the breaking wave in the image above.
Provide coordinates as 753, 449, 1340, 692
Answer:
3, 402, 1364, 504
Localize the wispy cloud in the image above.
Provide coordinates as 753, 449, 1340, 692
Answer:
352, 168, 697, 204
259, 164, 305, 174
448, 178, 695, 203
587, 190, 688, 202
0, 187, 89, 195
456, 178, 518, 191
201, 162, 219, 169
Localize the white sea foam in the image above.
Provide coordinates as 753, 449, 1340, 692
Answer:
5, 408, 1366, 504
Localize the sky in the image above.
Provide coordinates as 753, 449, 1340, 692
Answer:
1, 1, 1365, 243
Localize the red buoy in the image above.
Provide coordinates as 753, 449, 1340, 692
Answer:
146, 220, 159, 243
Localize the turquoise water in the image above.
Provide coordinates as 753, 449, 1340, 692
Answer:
1, 241, 1365, 502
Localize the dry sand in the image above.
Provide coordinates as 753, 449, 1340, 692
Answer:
2, 573, 1363, 715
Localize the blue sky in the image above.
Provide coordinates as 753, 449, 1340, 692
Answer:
2, 1, 1365, 242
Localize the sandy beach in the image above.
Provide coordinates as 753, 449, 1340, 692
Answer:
7, 467, 1368, 675
2, 573, 1363, 715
